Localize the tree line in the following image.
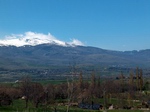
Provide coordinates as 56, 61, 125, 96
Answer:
0, 67, 149, 111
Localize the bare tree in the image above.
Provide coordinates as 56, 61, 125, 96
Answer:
129, 70, 134, 86
136, 67, 140, 91
31, 82, 44, 108
66, 62, 77, 112
96, 75, 101, 98
78, 71, 83, 93
120, 71, 125, 92
89, 71, 96, 97
128, 70, 135, 106
46, 84, 56, 103
66, 78, 74, 112
139, 69, 143, 91
6, 87, 21, 105
46, 84, 58, 112
20, 76, 32, 108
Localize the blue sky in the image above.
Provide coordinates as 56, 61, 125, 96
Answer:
0, 0, 150, 51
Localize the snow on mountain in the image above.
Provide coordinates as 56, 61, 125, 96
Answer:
0, 32, 84, 47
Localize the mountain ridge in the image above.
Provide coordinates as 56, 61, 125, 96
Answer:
0, 44, 149, 69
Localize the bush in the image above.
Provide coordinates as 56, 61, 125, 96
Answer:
0, 92, 12, 106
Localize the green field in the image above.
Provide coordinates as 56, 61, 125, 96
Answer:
0, 99, 149, 112
38, 79, 68, 85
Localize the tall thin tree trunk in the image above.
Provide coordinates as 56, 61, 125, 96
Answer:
25, 98, 28, 108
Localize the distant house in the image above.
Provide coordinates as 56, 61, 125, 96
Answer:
15, 80, 22, 83
108, 104, 114, 110
15, 80, 19, 83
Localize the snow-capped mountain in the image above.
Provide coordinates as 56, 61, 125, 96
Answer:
0, 32, 84, 47
0, 32, 150, 69
0, 40, 149, 69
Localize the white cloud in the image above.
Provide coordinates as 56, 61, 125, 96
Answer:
0, 31, 84, 47
68, 39, 84, 46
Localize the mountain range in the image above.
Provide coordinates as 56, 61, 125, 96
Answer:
0, 32, 149, 69
0, 44, 149, 69
0, 33, 149, 82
